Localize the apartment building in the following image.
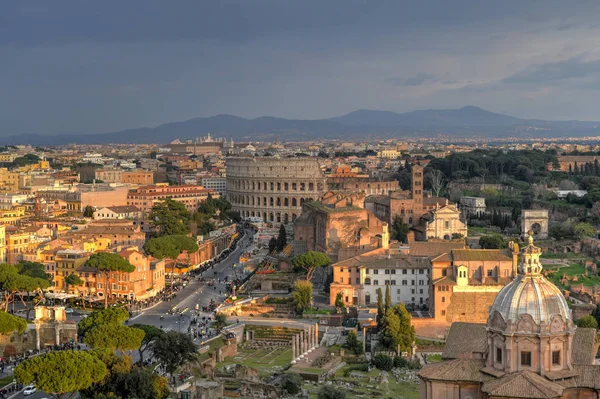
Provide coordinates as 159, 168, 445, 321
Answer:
126, 184, 217, 213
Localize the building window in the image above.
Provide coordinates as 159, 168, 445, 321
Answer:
391, 269, 396, 274
365, 278, 371, 285
365, 294, 371, 304
356, 278, 360, 284
441, 310, 446, 316
397, 289, 401, 294
340, 268, 344, 272
496, 347, 502, 363
373, 280, 379, 285
374, 269, 378, 274
442, 296, 445, 303
391, 280, 396, 285
385, 269, 390, 274
487, 270, 493, 277
552, 350, 560, 365
402, 280, 407, 285
402, 269, 407, 275
521, 351, 532, 367
340, 277, 344, 283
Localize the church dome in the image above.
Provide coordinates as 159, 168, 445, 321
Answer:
489, 233, 571, 327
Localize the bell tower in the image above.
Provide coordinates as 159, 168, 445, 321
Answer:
412, 164, 424, 219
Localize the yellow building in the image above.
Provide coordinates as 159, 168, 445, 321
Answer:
0, 168, 20, 192
0, 206, 26, 225
377, 149, 401, 159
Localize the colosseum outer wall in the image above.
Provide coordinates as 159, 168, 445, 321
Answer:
226, 157, 327, 224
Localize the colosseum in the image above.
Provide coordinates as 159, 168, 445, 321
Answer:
226, 156, 327, 224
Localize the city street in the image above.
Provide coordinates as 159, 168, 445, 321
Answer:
130, 229, 253, 333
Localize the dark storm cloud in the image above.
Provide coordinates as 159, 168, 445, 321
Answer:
3, 0, 600, 135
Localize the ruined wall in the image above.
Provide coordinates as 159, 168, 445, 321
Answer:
445, 292, 498, 324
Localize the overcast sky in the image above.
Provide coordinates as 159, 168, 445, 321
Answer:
3, 1, 600, 135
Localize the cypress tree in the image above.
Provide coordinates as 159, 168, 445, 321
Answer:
385, 284, 391, 311
377, 288, 384, 324
276, 224, 287, 251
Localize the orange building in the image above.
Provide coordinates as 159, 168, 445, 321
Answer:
126, 184, 217, 213
121, 171, 154, 185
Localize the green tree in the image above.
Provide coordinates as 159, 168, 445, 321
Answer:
318, 385, 347, 399
83, 324, 145, 352
78, 307, 129, 337
281, 373, 303, 395
292, 280, 313, 314
0, 310, 27, 335
391, 216, 410, 243
573, 222, 595, 239
0, 263, 50, 316
149, 198, 190, 236
292, 251, 331, 280
372, 353, 394, 371
478, 235, 506, 249
95, 369, 169, 399
131, 324, 166, 364
575, 315, 598, 329
212, 312, 227, 332
84, 253, 136, 308
385, 284, 391, 311
276, 223, 287, 251
83, 205, 95, 218
344, 330, 363, 355
592, 303, 600, 327
380, 304, 416, 354
152, 331, 198, 384
15, 351, 107, 399
334, 292, 345, 311
143, 235, 199, 274
268, 237, 277, 253
376, 288, 384, 324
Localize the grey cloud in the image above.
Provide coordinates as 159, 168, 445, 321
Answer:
502, 56, 600, 84
386, 73, 437, 86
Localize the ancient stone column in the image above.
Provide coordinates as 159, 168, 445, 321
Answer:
315, 323, 319, 347
299, 332, 304, 358
35, 324, 40, 351
307, 326, 313, 352
291, 335, 297, 364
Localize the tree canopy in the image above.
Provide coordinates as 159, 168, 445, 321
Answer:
0, 263, 51, 313
130, 324, 166, 364
380, 304, 415, 354
276, 224, 287, 252
292, 251, 331, 280
15, 351, 107, 398
292, 280, 313, 314
575, 315, 598, 329
83, 324, 145, 352
0, 310, 27, 335
478, 235, 507, 249
79, 307, 129, 337
391, 216, 410, 243
149, 198, 190, 236
152, 331, 198, 381
143, 234, 198, 261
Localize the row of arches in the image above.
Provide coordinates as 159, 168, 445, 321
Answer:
239, 210, 297, 224
228, 179, 324, 193
229, 194, 318, 208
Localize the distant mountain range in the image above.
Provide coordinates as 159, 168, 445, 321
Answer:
3, 106, 600, 145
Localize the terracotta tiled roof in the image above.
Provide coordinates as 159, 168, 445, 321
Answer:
105, 205, 141, 213
555, 365, 600, 390
452, 249, 512, 262
481, 370, 564, 399
442, 322, 487, 359
408, 241, 465, 258
418, 358, 489, 382
431, 252, 452, 262
571, 327, 598, 365
73, 225, 140, 235
432, 276, 456, 286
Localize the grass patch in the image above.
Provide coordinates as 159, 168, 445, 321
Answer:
0, 375, 14, 388
426, 354, 443, 363
216, 346, 292, 377
547, 263, 600, 288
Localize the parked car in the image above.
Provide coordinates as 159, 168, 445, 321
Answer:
65, 307, 74, 314
23, 385, 37, 395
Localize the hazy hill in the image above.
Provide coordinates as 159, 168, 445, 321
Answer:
2, 106, 600, 145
